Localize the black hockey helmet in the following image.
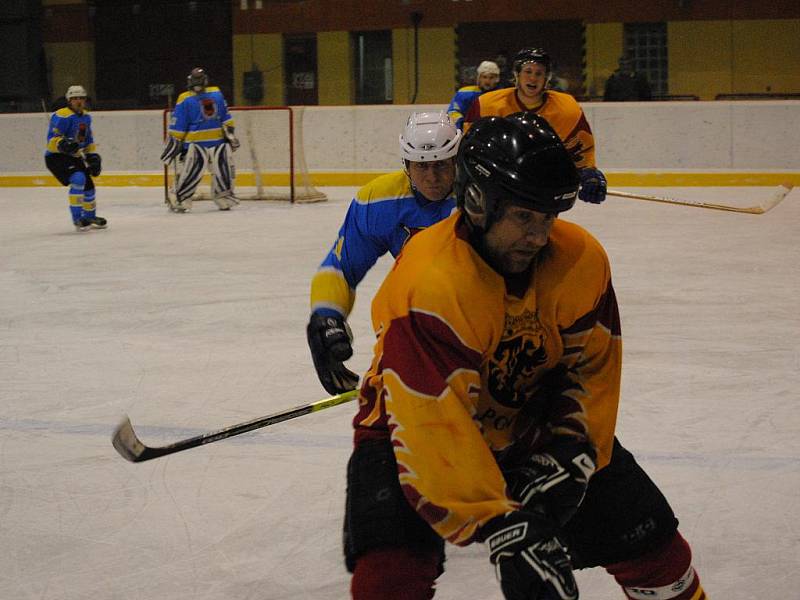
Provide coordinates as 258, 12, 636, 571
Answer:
455, 113, 579, 225
187, 67, 209, 91
513, 47, 551, 77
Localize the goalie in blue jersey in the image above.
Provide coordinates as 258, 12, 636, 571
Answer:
307, 112, 462, 395
160, 67, 240, 213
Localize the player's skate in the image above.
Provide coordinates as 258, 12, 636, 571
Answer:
73, 218, 92, 232
212, 193, 239, 211
87, 216, 108, 229
168, 196, 192, 213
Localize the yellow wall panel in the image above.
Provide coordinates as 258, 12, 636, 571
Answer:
584, 23, 622, 98
732, 20, 800, 94
669, 21, 733, 100
393, 27, 455, 105
318, 32, 353, 105
45, 42, 94, 100
233, 33, 284, 106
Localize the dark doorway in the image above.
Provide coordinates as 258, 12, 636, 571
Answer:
353, 30, 392, 105
284, 35, 318, 106
92, 0, 232, 109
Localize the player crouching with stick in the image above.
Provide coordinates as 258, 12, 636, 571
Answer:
44, 85, 106, 232
160, 67, 240, 213
343, 113, 707, 600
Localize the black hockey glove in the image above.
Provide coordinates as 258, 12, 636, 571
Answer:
57, 137, 79, 155
503, 439, 596, 527
306, 312, 359, 395
481, 511, 578, 600
85, 153, 102, 177
578, 167, 607, 204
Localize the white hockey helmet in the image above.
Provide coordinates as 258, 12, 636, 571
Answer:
66, 85, 87, 99
399, 111, 461, 164
477, 61, 500, 76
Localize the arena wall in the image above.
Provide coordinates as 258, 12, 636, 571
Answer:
2, 101, 798, 187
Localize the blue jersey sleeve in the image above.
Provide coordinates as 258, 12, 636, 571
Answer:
447, 86, 480, 130
336, 199, 393, 287
46, 113, 65, 152
310, 197, 395, 318
217, 93, 234, 128
169, 98, 189, 139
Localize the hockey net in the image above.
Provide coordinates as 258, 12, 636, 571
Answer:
162, 105, 327, 203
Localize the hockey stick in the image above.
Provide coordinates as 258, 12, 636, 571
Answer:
607, 183, 793, 215
112, 389, 358, 463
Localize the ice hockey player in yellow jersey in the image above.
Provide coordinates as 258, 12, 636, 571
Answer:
343, 113, 707, 600
465, 47, 607, 205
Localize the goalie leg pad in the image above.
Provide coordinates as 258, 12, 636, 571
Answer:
561, 437, 678, 569
343, 438, 444, 575
174, 144, 208, 203
210, 143, 237, 209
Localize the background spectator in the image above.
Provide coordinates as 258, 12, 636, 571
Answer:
603, 56, 652, 101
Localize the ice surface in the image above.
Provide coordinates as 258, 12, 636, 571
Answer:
0, 185, 798, 599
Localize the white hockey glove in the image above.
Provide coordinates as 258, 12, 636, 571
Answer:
224, 125, 240, 151
160, 136, 183, 163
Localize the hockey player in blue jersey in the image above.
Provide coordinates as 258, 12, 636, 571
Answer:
160, 67, 240, 213
307, 112, 462, 395
446, 60, 502, 130
44, 85, 106, 232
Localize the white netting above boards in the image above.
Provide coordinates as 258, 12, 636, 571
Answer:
163, 105, 327, 204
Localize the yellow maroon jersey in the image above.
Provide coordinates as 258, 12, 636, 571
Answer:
464, 88, 596, 169
353, 211, 621, 545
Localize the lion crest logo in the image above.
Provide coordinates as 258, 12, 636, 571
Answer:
487, 308, 548, 409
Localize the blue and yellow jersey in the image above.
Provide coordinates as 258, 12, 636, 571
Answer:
45, 108, 96, 156
309, 170, 456, 319
447, 85, 482, 130
464, 88, 596, 169
353, 211, 621, 545
167, 87, 234, 148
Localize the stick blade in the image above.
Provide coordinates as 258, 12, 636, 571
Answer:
112, 416, 148, 462
754, 183, 793, 215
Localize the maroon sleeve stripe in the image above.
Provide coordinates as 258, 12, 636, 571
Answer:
561, 279, 621, 337
382, 310, 482, 398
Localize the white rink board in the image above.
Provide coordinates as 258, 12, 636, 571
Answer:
0, 185, 798, 599
3, 101, 799, 175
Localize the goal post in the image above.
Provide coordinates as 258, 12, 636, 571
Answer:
162, 105, 327, 204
